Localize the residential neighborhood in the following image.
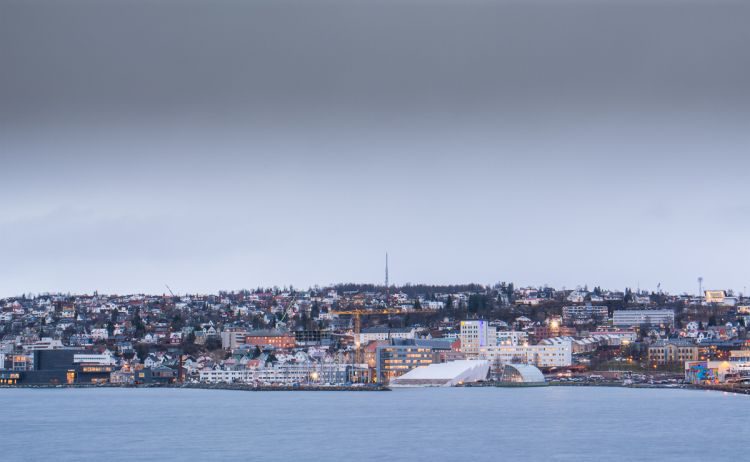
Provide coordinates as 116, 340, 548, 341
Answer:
1, 284, 749, 388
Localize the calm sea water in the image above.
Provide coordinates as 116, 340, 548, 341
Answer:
2, 386, 747, 461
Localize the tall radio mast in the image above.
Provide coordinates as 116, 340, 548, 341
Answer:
385, 252, 389, 308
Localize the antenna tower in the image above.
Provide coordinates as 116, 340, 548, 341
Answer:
385, 252, 390, 307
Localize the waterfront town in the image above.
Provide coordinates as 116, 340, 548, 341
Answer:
1, 283, 749, 390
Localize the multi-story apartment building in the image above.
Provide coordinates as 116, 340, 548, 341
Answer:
613, 309, 675, 328
496, 331, 528, 346
359, 327, 415, 345
562, 305, 609, 325
294, 329, 332, 346
199, 368, 255, 384
198, 363, 355, 385
459, 320, 495, 356
221, 329, 249, 350
530, 325, 577, 343
244, 330, 296, 349
593, 327, 637, 343
478, 340, 572, 368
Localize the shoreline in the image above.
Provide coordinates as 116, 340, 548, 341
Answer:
548, 381, 750, 395
0, 383, 391, 392
2, 382, 749, 395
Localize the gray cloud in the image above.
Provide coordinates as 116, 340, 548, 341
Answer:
1, 0, 749, 296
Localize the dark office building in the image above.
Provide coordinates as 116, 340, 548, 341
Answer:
9, 350, 112, 385
33, 349, 77, 370
134, 365, 177, 384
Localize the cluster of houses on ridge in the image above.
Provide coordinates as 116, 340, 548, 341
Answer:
1, 286, 749, 386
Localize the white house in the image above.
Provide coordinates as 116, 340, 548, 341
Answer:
91, 328, 109, 341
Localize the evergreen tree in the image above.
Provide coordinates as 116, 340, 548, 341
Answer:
252, 345, 261, 359
132, 308, 146, 338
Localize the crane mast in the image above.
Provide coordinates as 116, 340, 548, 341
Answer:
331, 308, 435, 365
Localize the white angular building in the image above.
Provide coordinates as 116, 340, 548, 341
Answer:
389, 360, 490, 387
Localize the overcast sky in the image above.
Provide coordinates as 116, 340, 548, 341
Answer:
2, 0, 749, 297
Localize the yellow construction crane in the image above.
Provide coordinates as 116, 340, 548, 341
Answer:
331, 308, 435, 364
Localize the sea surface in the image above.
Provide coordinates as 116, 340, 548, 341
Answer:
2, 386, 747, 461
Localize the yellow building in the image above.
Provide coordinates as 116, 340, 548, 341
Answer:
704, 290, 726, 304
648, 341, 699, 365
